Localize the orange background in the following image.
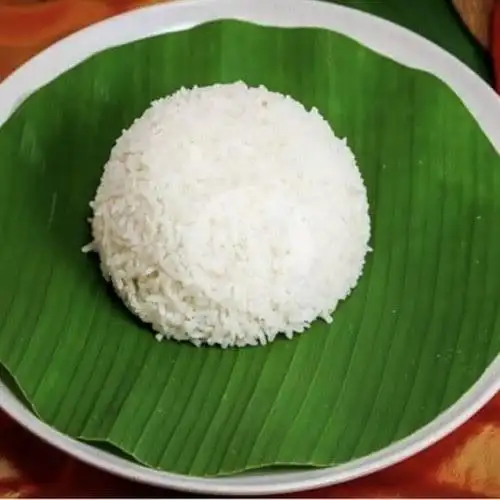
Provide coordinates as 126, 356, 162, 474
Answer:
1, 0, 500, 497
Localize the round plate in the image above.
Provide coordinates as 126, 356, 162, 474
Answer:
1, 0, 500, 495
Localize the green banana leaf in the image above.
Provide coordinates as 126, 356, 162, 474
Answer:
1, 20, 499, 477
328, 0, 491, 81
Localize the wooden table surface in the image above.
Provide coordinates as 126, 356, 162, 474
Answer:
453, 0, 496, 47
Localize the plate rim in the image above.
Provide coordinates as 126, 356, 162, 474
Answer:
1, 0, 500, 495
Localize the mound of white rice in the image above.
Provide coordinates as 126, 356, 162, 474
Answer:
84, 82, 371, 348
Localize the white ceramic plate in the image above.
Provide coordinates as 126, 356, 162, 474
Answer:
1, 0, 500, 495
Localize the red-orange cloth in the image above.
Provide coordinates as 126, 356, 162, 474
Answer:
1, 0, 500, 497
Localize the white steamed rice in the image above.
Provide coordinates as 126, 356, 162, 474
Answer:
84, 82, 371, 348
